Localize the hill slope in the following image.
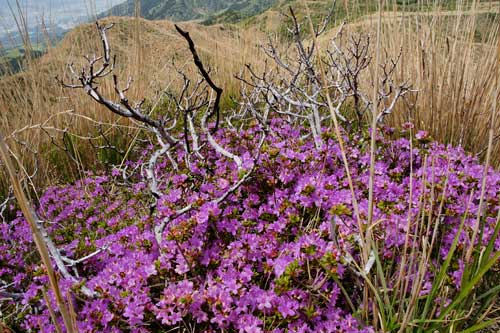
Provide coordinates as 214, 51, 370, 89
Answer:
0, 17, 265, 188
102, 0, 277, 22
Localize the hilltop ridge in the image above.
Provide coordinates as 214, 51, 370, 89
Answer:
101, 0, 278, 23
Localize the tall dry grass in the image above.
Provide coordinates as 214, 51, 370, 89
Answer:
277, 0, 500, 167
0, 17, 264, 194
385, 3, 500, 163
369, 1, 499, 164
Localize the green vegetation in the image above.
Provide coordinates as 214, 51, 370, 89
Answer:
0, 45, 45, 75
201, 0, 277, 24
103, 0, 278, 23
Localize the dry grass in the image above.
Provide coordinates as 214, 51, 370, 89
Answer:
0, 17, 265, 192
382, 4, 500, 163
318, 1, 500, 164
254, 0, 500, 168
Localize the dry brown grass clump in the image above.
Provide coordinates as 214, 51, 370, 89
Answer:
381, 4, 500, 162
320, 1, 500, 164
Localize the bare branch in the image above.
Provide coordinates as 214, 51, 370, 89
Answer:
316, 1, 336, 37
175, 25, 223, 133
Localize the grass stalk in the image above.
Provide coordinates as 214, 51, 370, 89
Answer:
0, 132, 76, 333
364, 0, 383, 323
303, 2, 365, 251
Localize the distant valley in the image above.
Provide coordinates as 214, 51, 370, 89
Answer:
0, 0, 120, 33
0, 0, 119, 73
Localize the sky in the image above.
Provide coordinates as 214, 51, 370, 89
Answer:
0, 0, 120, 33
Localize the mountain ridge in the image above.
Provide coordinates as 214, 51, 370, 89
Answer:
100, 0, 278, 23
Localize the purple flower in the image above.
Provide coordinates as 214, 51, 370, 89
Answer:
5, 120, 499, 333
416, 130, 429, 140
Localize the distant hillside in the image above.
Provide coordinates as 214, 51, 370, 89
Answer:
100, 0, 277, 23
0, 46, 45, 75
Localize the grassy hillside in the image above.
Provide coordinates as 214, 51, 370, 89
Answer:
0, 17, 264, 191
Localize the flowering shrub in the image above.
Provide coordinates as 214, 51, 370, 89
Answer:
1, 120, 499, 332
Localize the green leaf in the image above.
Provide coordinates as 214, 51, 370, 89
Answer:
435, 251, 500, 324
420, 208, 468, 323
460, 319, 498, 333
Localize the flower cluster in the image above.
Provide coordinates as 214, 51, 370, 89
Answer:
1, 120, 499, 332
